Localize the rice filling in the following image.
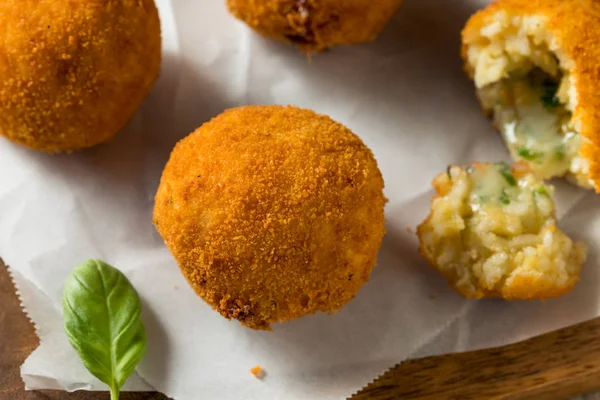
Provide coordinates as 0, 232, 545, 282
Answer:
466, 13, 593, 187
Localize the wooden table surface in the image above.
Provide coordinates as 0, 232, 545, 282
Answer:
1, 264, 167, 400
3, 262, 600, 400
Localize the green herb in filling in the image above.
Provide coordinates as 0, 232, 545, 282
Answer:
555, 145, 566, 161
540, 80, 560, 109
497, 163, 517, 186
499, 189, 510, 205
517, 146, 543, 161
535, 186, 548, 196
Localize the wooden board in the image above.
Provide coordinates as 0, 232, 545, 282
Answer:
2, 263, 600, 400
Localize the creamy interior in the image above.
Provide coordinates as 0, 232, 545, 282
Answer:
463, 11, 594, 188
467, 162, 554, 237
418, 162, 586, 299
478, 69, 588, 185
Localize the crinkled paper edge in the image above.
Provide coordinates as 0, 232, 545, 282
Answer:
349, 302, 473, 398
6, 263, 155, 393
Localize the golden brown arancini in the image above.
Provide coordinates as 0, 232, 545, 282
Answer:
0, 0, 161, 152
462, 0, 600, 192
153, 105, 386, 330
417, 162, 586, 300
226, 0, 404, 52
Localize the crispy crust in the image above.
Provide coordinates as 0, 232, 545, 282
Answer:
461, 0, 600, 191
226, 0, 404, 52
0, 0, 162, 152
153, 105, 386, 330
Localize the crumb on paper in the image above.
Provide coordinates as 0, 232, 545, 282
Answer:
250, 365, 266, 379
429, 295, 436, 301
173, 284, 178, 290
405, 225, 414, 234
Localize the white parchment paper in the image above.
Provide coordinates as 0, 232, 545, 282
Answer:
2, 0, 600, 399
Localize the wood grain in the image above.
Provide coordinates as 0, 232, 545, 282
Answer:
354, 320, 600, 400
0, 263, 169, 400
2, 262, 599, 400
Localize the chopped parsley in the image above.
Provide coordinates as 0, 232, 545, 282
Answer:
499, 189, 510, 205
541, 80, 560, 108
517, 147, 543, 161
497, 163, 517, 186
555, 145, 566, 161
535, 186, 549, 196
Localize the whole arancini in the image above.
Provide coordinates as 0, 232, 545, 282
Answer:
153, 105, 386, 330
0, 0, 161, 152
227, 0, 404, 52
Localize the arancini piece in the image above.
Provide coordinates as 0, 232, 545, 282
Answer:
226, 0, 404, 52
417, 162, 587, 300
0, 0, 162, 152
462, 0, 600, 192
153, 105, 386, 330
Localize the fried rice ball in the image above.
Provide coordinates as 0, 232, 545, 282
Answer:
462, 0, 600, 192
417, 162, 587, 300
0, 0, 161, 152
153, 105, 386, 330
226, 0, 404, 52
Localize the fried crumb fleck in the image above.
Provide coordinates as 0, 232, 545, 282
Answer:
405, 225, 414, 234
250, 365, 266, 379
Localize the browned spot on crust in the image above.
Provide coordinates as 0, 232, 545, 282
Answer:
284, 0, 316, 45
226, 0, 404, 52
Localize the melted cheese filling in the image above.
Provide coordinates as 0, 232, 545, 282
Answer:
468, 163, 554, 237
478, 70, 591, 187
417, 162, 587, 299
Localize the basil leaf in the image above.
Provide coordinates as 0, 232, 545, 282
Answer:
63, 260, 147, 400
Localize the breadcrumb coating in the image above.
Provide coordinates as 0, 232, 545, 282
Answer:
462, 0, 600, 191
226, 0, 404, 52
417, 162, 587, 300
153, 105, 386, 330
0, 0, 161, 152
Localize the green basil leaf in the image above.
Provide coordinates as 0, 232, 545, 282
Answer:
63, 260, 147, 400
